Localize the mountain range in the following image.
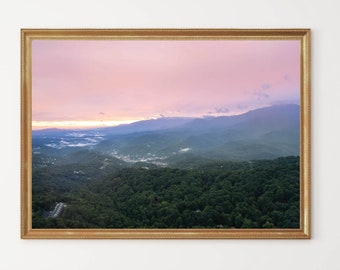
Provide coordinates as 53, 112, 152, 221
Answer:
32, 104, 300, 167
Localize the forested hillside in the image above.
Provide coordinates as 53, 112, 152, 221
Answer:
32, 156, 300, 229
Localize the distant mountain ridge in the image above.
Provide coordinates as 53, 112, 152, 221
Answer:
33, 104, 300, 164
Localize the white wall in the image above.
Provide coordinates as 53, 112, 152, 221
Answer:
1, 0, 339, 269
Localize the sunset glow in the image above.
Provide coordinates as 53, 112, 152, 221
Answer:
32, 39, 300, 129
32, 119, 143, 130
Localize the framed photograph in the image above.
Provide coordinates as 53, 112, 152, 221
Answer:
21, 29, 311, 239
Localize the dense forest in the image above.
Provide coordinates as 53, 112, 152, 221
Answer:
32, 155, 300, 229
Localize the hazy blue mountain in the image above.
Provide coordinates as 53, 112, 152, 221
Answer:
32, 104, 300, 165
99, 117, 195, 135
96, 104, 300, 163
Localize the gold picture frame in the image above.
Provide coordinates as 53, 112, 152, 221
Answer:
21, 29, 311, 239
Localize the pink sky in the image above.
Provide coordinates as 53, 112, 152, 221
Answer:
32, 39, 300, 129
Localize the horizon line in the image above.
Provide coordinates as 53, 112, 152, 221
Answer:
32, 103, 299, 131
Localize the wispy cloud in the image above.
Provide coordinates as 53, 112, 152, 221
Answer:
254, 83, 271, 100
254, 90, 270, 99
214, 107, 230, 114
261, 83, 270, 90
237, 104, 249, 110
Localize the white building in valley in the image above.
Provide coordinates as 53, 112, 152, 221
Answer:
48, 202, 66, 218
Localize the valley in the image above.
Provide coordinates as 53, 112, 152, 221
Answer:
32, 104, 301, 229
